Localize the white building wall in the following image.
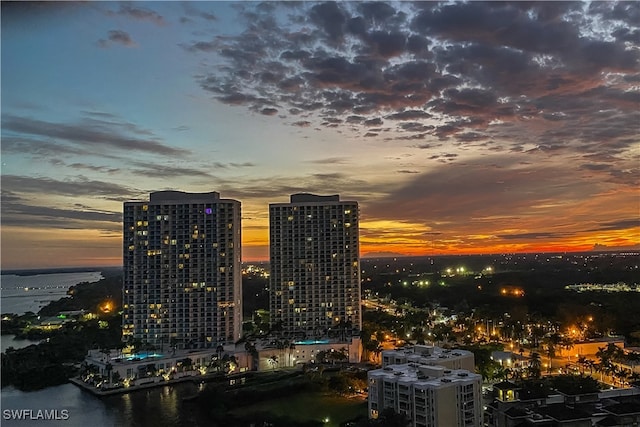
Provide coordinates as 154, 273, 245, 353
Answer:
367, 361, 482, 427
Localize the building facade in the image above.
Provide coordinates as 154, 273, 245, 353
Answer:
123, 191, 241, 349
368, 346, 482, 427
269, 193, 361, 338
368, 363, 483, 427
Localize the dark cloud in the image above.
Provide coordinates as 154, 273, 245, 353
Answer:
385, 110, 431, 120
364, 118, 383, 126
180, 3, 217, 22
98, 30, 136, 48
498, 232, 568, 240
398, 122, 433, 133
1, 175, 137, 199
187, 1, 637, 161
590, 219, 640, 232
1, 136, 118, 159
67, 163, 120, 174
130, 162, 214, 179
107, 4, 166, 26
366, 157, 596, 227
2, 202, 122, 224
310, 2, 348, 44
358, 2, 397, 23
213, 170, 389, 202
306, 157, 350, 165
580, 163, 611, 172
2, 114, 187, 157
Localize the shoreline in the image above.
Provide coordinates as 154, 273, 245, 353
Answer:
1, 267, 121, 277
69, 373, 212, 397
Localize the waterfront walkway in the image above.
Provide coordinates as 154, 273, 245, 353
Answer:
69, 371, 234, 396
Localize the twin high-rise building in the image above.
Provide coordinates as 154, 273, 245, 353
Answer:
122, 191, 242, 349
269, 194, 361, 338
123, 191, 361, 348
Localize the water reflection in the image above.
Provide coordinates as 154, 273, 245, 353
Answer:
1, 384, 115, 427
1, 382, 207, 427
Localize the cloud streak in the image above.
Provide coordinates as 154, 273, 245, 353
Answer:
2, 114, 188, 157
98, 30, 136, 48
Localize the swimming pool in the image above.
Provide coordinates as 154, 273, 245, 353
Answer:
124, 352, 164, 361
293, 339, 330, 345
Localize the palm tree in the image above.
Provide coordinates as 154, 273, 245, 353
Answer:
244, 341, 258, 370
530, 326, 545, 349
543, 333, 561, 374
216, 344, 224, 361
528, 352, 542, 379
576, 356, 589, 375
367, 340, 383, 364
105, 362, 113, 385
614, 366, 629, 387
268, 355, 278, 370
270, 339, 286, 367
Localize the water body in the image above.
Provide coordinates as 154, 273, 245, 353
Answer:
0, 272, 103, 315
0, 334, 41, 353
0, 272, 209, 427
1, 382, 206, 427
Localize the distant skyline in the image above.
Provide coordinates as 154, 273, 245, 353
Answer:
2, 1, 639, 269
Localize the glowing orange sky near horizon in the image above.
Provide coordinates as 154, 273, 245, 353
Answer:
2, 220, 637, 269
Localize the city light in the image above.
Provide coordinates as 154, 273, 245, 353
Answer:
100, 300, 114, 313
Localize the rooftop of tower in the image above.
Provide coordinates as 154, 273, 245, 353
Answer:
150, 190, 220, 202
290, 193, 340, 203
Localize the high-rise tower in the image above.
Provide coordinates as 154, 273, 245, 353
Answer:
122, 191, 241, 349
269, 193, 361, 338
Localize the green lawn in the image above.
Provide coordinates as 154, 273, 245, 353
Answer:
229, 391, 368, 427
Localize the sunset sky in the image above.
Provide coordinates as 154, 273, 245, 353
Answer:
2, 1, 639, 269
